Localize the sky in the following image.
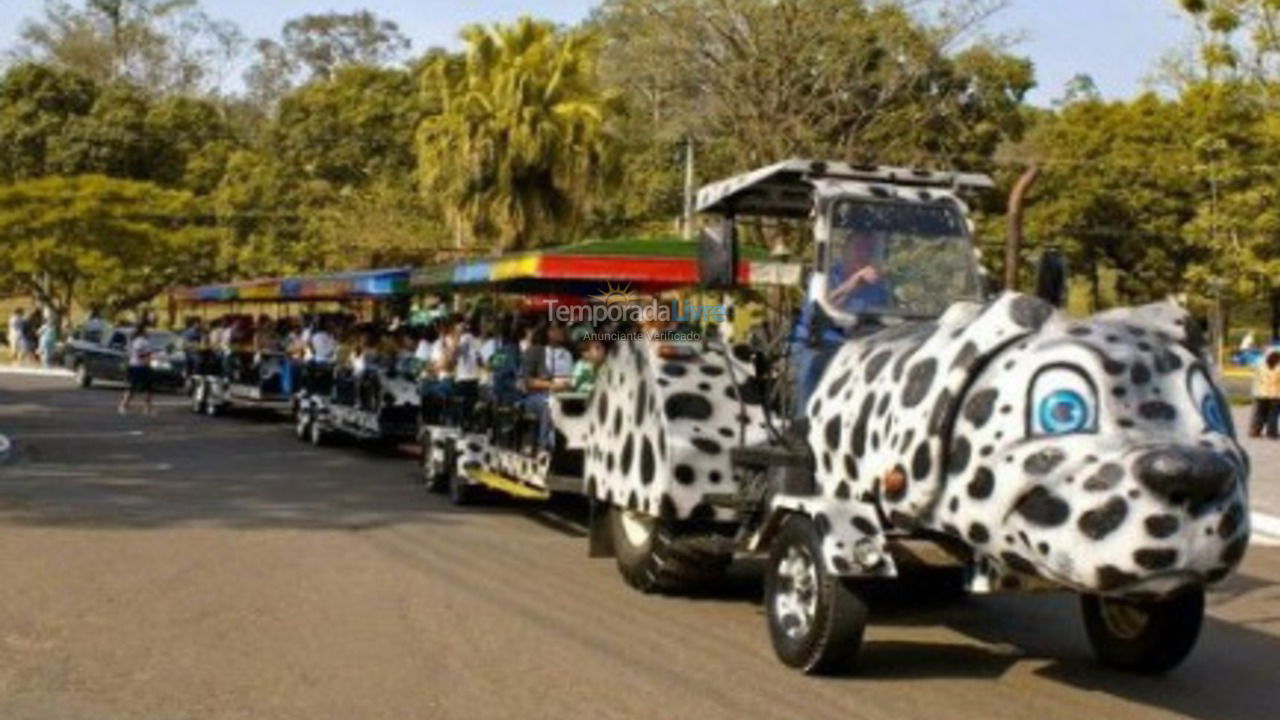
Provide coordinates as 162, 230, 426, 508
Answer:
0, 0, 1193, 106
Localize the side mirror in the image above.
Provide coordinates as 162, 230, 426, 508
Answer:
1034, 247, 1069, 308
698, 220, 738, 290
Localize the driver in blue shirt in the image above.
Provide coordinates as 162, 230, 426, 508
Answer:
828, 230, 890, 313
790, 228, 890, 417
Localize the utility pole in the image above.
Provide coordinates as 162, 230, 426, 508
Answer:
682, 136, 696, 240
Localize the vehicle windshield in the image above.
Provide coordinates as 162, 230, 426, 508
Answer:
823, 197, 982, 319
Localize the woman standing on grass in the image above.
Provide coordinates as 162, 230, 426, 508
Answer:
119, 321, 154, 416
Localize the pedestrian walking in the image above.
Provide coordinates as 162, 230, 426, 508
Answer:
1250, 349, 1280, 437
7, 308, 30, 364
36, 313, 58, 368
119, 321, 155, 416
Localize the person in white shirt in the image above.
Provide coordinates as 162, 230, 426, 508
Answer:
307, 323, 338, 364
119, 322, 155, 415
521, 323, 575, 449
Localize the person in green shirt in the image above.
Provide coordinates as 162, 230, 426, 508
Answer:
570, 338, 607, 394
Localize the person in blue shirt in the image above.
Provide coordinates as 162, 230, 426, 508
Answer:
790, 229, 890, 417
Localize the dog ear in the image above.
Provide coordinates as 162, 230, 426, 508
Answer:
1092, 300, 1206, 356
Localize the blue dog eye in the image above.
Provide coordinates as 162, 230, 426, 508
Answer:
1201, 394, 1228, 434
1038, 390, 1089, 434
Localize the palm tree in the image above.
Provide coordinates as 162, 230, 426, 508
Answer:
417, 18, 614, 253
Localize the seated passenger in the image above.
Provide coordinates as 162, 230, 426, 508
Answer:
521, 323, 575, 449
452, 319, 483, 422
570, 338, 607, 395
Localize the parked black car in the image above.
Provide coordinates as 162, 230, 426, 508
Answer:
64, 326, 188, 391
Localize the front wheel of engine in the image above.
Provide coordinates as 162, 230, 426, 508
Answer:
1081, 587, 1204, 674
764, 514, 868, 674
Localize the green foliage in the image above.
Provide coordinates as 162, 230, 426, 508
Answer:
416, 18, 615, 252
14, 0, 243, 96
590, 0, 1033, 169
0, 174, 218, 317
281, 11, 411, 81
273, 65, 422, 186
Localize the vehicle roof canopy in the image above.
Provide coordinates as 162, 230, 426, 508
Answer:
173, 267, 411, 303
695, 158, 995, 219
410, 237, 800, 294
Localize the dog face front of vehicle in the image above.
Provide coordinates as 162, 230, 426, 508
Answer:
938, 312, 1250, 596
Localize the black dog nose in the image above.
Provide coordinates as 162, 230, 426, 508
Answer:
1134, 446, 1235, 508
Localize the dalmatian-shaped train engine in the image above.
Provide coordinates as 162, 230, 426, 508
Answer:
564, 160, 1250, 676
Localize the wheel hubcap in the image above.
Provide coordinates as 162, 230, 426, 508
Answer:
1099, 598, 1150, 640
774, 544, 819, 641
618, 509, 655, 548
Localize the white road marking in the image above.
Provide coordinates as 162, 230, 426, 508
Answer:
0, 366, 73, 378
1250, 511, 1280, 547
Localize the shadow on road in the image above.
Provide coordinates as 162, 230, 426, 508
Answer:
5, 378, 1280, 719
0, 380, 453, 531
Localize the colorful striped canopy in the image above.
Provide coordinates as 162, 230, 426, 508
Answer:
172, 238, 802, 303
173, 268, 411, 303
411, 238, 800, 293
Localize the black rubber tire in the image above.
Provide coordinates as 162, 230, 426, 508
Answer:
308, 415, 326, 446
608, 507, 732, 594
203, 383, 221, 417
419, 430, 449, 493
1081, 587, 1205, 674
764, 515, 868, 674
75, 363, 92, 389
448, 463, 475, 506
295, 407, 312, 442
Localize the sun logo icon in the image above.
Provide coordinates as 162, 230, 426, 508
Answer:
591, 282, 636, 305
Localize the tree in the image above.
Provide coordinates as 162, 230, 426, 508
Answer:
280, 11, 410, 81
0, 62, 239, 191
1018, 95, 1201, 310
13, 0, 243, 96
589, 0, 1031, 169
272, 65, 422, 187
1175, 0, 1280, 83
0, 62, 97, 182
0, 174, 219, 317
416, 18, 615, 252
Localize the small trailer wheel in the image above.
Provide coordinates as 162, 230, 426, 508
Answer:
448, 466, 475, 506
419, 430, 449, 493
764, 514, 868, 674
201, 382, 221, 417
308, 415, 327, 446
1081, 587, 1204, 674
295, 407, 312, 441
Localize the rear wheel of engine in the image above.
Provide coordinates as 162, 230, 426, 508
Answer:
608, 507, 731, 594
764, 514, 868, 674
1081, 587, 1204, 674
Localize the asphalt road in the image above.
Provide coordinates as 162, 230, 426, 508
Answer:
2, 373, 1280, 720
